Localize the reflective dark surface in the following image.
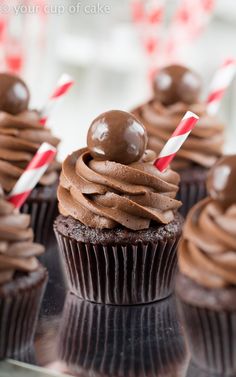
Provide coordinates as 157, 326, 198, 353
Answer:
11, 248, 195, 376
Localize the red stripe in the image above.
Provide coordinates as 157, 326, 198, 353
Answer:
131, 0, 145, 23
223, 58, 235, 67
26, 150, 56, 170
8, 191, 31, 209
207, 88, 225, 104
171, 116, 198, 137
154, 153, 176, 172
39, 117, 47, 126
51, 82, 73, 99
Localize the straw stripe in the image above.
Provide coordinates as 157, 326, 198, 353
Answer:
206, 59, 236, 115
154, 111, 199, 172
40, 73, 74, 126
8, 143, 56, 209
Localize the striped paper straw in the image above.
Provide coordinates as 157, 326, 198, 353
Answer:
40, 73, 74, 126
154, 111, 199, 172
206, 58, 236, 115
8, 143, 56, 209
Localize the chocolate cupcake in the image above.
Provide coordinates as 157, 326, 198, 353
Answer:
132, 65, 224, 217
58, 293, 186, 377
0, 73, 60, 252
0, 186, 48, 359
54, 110, 183, 305
176, 155, 236, 375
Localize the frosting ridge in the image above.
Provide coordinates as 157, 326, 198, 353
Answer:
133, 100, 224, 170
58, 148, 181, 230
0, 188, 44, 285
0, 110, 60, 192
178, 198, 236, 288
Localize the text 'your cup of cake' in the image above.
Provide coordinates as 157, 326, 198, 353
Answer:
54, 109, 200, 305
176, 155, 236, 375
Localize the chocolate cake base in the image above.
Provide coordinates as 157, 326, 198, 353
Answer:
0, 265, 48, 360
176, 273, 236, 375
177, 165, 208, 217
54, 213, 183, 305
58, 293, 186, 377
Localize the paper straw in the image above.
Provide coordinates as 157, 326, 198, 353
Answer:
154, 111, 199, 172
40, 73, 74, 126
8, 143, 56, 209
162, 0, 216, 65
206, 58, 236, 115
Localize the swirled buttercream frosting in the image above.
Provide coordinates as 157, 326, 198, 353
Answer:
58, 148, 181, 230
179, 200, 236, 289
0, 110, 60, 192
0, 187, 44, 285
133, 101, 224, 170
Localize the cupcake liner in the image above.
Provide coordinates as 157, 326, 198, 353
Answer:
186, 360, 226, 377
21, 182, 66, 284
21, 183, 58, 251
58, 293, 186, 377
177, 300, 236, 376
177, 167, 208, 217
0, 268, 47, 360
55, 228, 180, 305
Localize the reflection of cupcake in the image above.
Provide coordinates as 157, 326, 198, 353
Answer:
187, 361, 226, 377
58, 293, 186, 377
0, 187, 47, 359
133, 65, 224, 217
0, 73, 60, 251
54, 110, 183, 304
176, 155, 236, 375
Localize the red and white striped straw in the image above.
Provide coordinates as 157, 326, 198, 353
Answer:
8, 143, 56, 209
40, 73, 74, 126
206, 58, 236, 116
154, 111, 199, 172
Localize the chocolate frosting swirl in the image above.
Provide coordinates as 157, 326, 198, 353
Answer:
0, 110, 60, 192
58, 148, 181, 230
133, 101, 224, 170
0, 187, 44, 285
178, 198, 236, 289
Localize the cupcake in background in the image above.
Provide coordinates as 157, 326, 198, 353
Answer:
176, 155, 236, 375
58, 293, 186, 377
0, 73, 60, 252
0, 186, 48, 359
132, 65, 224, 217
54, 110, 183, 305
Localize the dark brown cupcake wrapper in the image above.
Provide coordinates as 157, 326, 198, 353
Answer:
21, 188, 58, 250
58, 293, 186, 377
177, 299, 236, 376
187, 361, 226, 377
0, 269, 47, 360
55, 228, 180, 305
21, 183, 66, 284
177, 167, 208, 218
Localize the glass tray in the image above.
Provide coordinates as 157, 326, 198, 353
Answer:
3, 250, 221, 377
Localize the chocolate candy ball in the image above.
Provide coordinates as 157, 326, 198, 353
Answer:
87, 110, 148, 164
0, 73, 30, 115
207, 155, 236, 206
153, 65, 201, 106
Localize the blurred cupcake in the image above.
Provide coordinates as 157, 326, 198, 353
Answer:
54, 110, 183, 304
176, 155, 236, 375
0, 73, 60, 252
0, 186, 47, 359
132, 65, 224, 217
58, 293, 186, 377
